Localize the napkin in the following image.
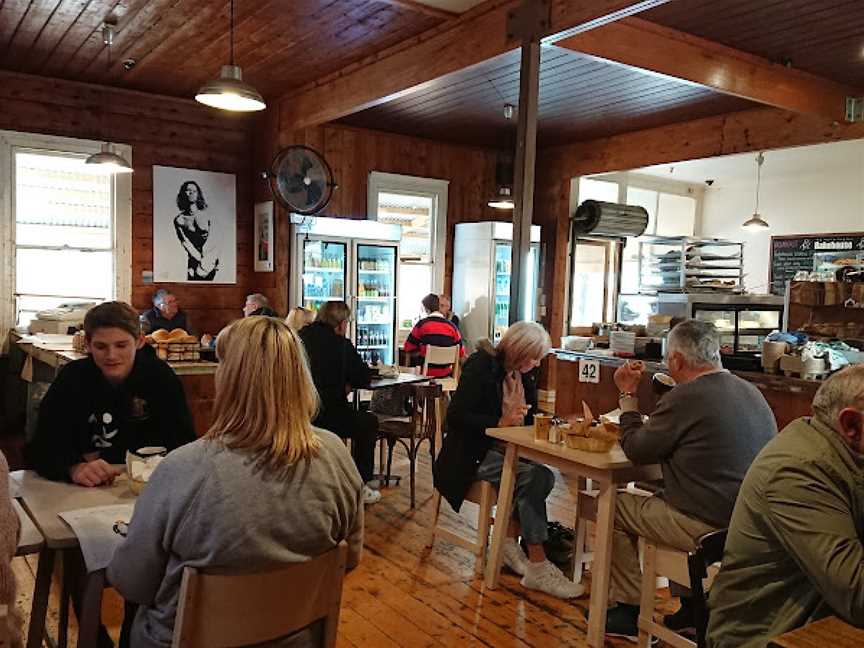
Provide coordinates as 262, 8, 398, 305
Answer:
59, 503, 136, 572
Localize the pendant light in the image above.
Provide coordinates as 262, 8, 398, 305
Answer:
85, 23, 133, 174
741, 152, 769, 231
488, 103, 515, 210
196, 0, 266, 112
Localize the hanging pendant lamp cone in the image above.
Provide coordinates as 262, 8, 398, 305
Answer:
741, 152, 769, 231
85, 23, 133, 174
196, 0, 266, 112
488, 185, 515, 210
86, 142, 133, 174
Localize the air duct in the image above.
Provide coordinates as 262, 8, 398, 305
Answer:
571, 200, 648, 238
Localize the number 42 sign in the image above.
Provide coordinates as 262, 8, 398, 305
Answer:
578, 358, 600, 384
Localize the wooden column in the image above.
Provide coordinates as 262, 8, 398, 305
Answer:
508, 3, 543, 324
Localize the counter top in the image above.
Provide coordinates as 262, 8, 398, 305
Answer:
13, 332, 217, 376
552, 348, 820, 393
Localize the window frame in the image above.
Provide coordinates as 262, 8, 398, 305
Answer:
0, 130, 132, 344
367, 171, 449, 294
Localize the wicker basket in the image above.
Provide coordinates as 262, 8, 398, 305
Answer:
150, 341, 200, 362
564, 434, 615, 453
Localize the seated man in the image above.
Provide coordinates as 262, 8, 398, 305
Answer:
404, 293, 464, 378
299, 301, 381, 505
243, 292, 277, 317
438, 294, 460, 329
141, 289, 188, 334
26, 301, 197, 486
707, 365, 864, 648
605, 319, 776, 639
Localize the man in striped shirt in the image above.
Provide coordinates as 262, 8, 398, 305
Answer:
404, 294, 465, 378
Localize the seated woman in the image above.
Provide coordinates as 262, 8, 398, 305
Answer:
434, 321, 582, 599
108, 316, 364, 648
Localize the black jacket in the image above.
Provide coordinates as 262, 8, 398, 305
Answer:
299, 322, 371, 415
26, 347, 197, 481
433, 346, 538, 512
141, 307, 189, 334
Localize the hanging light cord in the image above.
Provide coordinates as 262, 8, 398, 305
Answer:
230, 0, 235, 66
755, 152, 764, 213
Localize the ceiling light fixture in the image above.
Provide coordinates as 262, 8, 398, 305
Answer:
85, 23, 133, 174
742, 152, 769, 231
195, 0, 266, 112
488, 185, 515, 210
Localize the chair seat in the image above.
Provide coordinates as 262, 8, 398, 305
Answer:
378, 418, 416, 438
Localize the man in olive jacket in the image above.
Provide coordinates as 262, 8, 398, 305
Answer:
707, 365, 864, 648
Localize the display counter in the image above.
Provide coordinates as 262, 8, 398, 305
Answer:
553, 349, 817, 431
9, 332, 216, 438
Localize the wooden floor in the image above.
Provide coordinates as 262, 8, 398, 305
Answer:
9, 443, 677, 647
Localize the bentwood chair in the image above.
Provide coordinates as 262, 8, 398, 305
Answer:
378, 382, 444, 508
172, 542, 348, 648
637, 529, 728, 648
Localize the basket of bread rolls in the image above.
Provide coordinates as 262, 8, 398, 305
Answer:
563, 402, 620, 452
145, 328, 200, 362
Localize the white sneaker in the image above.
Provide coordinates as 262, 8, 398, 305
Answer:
521, 560, 585, 599
362, 484, 382, 505
502, 538, 529, 576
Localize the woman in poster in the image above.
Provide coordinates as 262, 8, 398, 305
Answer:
174, 181, 220, 281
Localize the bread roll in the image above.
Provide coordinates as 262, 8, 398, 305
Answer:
151, 329, 171, 342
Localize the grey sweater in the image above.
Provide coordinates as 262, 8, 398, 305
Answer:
620, 371, 776, 528
107, 430, 363, 648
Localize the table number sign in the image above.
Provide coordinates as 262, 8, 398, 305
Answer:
579, 358, 600, 384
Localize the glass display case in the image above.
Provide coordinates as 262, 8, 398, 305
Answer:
355, 243, 397, 366
692, 304, 783, 354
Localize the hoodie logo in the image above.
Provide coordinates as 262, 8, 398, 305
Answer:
89, 412, 119, 449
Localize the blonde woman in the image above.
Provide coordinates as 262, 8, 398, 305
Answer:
285, 306, 314, 332
108, 317, 364, 648
433, 321, 582, 599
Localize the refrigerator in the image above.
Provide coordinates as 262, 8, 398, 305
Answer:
452, 221, 542, 350
290, 215, 401, 366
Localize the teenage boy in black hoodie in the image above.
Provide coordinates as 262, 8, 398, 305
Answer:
27, 301, 196, 486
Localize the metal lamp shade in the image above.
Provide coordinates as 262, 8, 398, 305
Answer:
85, 142, 133, 174
196, 65, 266, 112
488, 185, 515, 210
741, 212, 769, 231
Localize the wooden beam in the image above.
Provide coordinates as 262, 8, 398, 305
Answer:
278, 0, 670, 131
554, 17, 858, 122
375, 0, 459, 21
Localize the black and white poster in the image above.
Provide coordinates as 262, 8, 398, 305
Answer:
153, 165, 236, 283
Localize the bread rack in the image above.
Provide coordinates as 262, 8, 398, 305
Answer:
637, 236, 744, 294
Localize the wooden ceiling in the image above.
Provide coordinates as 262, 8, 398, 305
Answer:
337, 46, 754, 147
0, 0, 443, 99
643, 0, 864, 88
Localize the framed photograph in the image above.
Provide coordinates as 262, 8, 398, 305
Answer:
254, 201, 275, 272
152, 165, 237, 283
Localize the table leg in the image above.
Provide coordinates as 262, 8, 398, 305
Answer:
76, 569, 106, 648
484, 443, 518, 590
26, 547, 55, 648
587, 479, 617, 648
58, 551, 69, 648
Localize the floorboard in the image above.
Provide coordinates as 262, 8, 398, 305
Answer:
10, 440, 677, 647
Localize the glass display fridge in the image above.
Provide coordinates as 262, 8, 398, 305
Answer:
290, 215, 401, 365
452, 221, 541, 350
657, 292, 785, 354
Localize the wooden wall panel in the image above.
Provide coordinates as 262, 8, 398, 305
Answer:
258, 119, 507, 315
0, 70, 256, 337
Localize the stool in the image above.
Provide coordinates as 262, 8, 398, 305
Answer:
637, 529, 728, 648
428, 481, 496, 573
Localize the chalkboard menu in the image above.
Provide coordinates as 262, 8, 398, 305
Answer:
770, 232, 864, 294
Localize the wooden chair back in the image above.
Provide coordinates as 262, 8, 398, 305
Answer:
172, 542, 348, 648
422, 345, 461, 380
409, 382, 444, 445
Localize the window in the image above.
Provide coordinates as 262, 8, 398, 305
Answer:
0, 131, 132, 338
569, 241, 609, 327
368, 172, 448, 328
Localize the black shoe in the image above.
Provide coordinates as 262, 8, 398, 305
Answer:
664, 596, 697, 632
605, 603, 640, 641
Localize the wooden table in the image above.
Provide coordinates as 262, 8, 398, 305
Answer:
484, 426, 661, 648
768, 616, 864, 647
17, 469, 135, 648
13, 500, 44, 556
